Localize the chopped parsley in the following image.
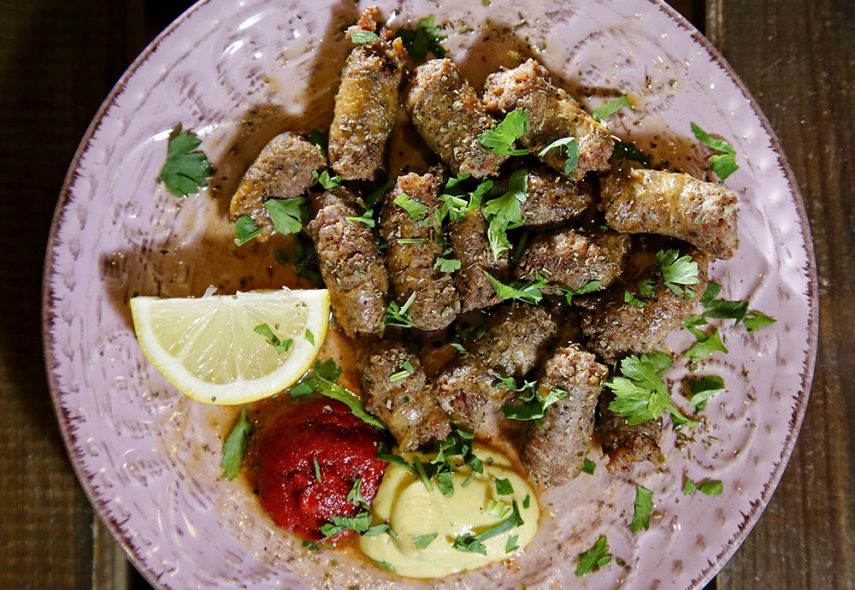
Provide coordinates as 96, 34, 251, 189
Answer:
158, 129, 213, 197
385, 292, 417, 328
364, 179, 394, 208
505, 534, 520, 553
575, 535, 612, 576
452, 500, 524, 555
308, 128, 328, 157
373, 559, 397, 572
604, 352, 695, 427
304, 328, 315, 345
478, 108, 530, 156
435, 257, 461, 273
688, 375, 725, 410
691, 122, 739, 181
389, 359, 415, 382
364, 524, 399, 540
312, 169, 342, 190
523, 494, 531, 509
313, 457, 322, 482
744, 310, 777, 332
253, 323, 293, 354
592, 95, 631, 121
221, 408, 252, 480
682, 316, 728, 363
288, 360, 385, 429
656, 249, 699, 296
582, 458, 596, 475
481, 169, 528, 259
537, 136, 579, 175
347, 478, 370, 510
484, 271, 546, 305
629, 486, 653, 533
561, 280, 603, 305
495, 478, 514, 496
397, 237, 426, 245
346, 209, 375, 227
412, 532, 438, 548
395, 15, 445, 60
351, 30, 380, 45
234, 216, 262, 246
624, 290, 647, 308
501, 375, 567, 421
612, 140, 652, 167
683, 478, 724, 496
438, 176, 494, 223
394, 193, 429, 221
264, 197, 304, 235
319, 511, 372, 538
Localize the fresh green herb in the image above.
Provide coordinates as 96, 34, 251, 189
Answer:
364, 179, 394, 208
320, 511, 372, 538
412, 532, 438, 548
312, 169, 342, 190
744, 310, 777, 332
638, 278, 657, 299
624, 290, 647, 308
364, 524, 400, 540
375, 444, 415, 472
304, 328, 315, 345
575, 535, 612, 576
452, 500, 524, 555
158, 129, 214, 197
500, 374, 568, 421
688, 375, 725, 410
394, 193, 429, 222
293, 235, 323, 284
385, 292, 417, 328
308, 129, 328, 156
346, 209, 375, 227
395, 15, 446, 60
700, 281, 722, 305
486, 499, 512, 518
683, 478, 723, 496
453, 533, 488, 555
505, 534, 520, 553
288, 361, 385, 429
582, 458, 596, 475
691, 122, 739, 181
351, 30, 381, 44
373, 560, 397, 573
630, 486, 653, 533
397, 237, 426, 245
592, 95, 631, 121
450, 342, 467, 353
347, 478, 369, 510
683, 327, 728, 363
438, 177, 494, 224
312, 457, 322, 482
413, 455, 433, 491
436, 470, 454, 497
221, 408, 253, 480
538, 136, 580, 175
605, 352, 695, 427
435, 257, 461, 273
484, 271, 547, 305
523, 494, 531, 509
264, 197, 305, 235
704, 299, 749, 324
234, 216, 262, 246
612, 140, 652, 167
389, 359, 415, 382
253, 323, 293, 354
562, 280, 603, 305
302, 539, 319, 551
656, 249, 699, 296
478, 108, 530, 156
481, 169, 528, 259
495, 478, 514, 496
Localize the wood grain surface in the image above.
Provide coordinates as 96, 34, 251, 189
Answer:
0, 0, 849, 588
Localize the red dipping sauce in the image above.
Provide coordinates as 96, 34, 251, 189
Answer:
257, 398, 387, 541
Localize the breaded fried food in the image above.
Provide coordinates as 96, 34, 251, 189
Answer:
483, 59, 613, 180
406, 59, 507, 177
329, 7, 407, 181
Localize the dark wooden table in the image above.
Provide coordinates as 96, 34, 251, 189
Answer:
0, 0, 851, 588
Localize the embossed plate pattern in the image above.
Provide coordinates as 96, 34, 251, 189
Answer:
43, 0, 817, 588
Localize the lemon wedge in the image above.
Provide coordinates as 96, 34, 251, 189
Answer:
129, 289, 329, 405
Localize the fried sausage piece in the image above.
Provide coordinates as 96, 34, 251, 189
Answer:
482, 59, 613, 181
406, 59, 507, 177
600, 167, 739, 259
515, 230, 630, 292
519, 168, 592, 228
579, 252, 709, 363
433, 358, 510, 439
379, 170, 460, 331
522, 345, 608, 486
328, 8, 407, 181
468, 303, 562, 377
358, 340, 451, 451
448, 209, 509, 313
306, 189, 389, 338
596, 390, 663, 473
229, 132, 325, 241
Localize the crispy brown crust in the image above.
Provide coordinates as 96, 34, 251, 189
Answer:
483, 59, 613, 180
596, 390, 663, 473
519, 168, 592, 228
305, 189, 389, 338
358, 340, 451, 451
600, 167, 739, 259
448, 209, 509, 313
406, 59, 507, 177
515, 229, 630, 292
379, 170, 460, 331
229, 132, 325, 240
433, 357, 511, 440
328, 8, 407, 181
522, 345, 608, 486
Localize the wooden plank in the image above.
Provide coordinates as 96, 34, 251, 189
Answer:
708, 1, 855, 589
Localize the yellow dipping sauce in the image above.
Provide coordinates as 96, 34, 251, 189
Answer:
359, 444, 539, 578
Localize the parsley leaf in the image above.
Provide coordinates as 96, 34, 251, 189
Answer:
412, 532, 438, 548
700, 281, 722, 305
629, 486, 653, 533
691, 122, 739, 181
624, 290, 647, 308
320, 511, 372, 538
373, 560, 397, 572
346, 209, 375, 228
683, 478, 723, 496
313, 457, 322, 482
495, 478, 514, 496
308, 129, 328, 157
484, 271, 546, 305
604, 352, 695, 426
351, 30, 380, 44
389, 359, 415, 382
221, 408, 253, 480
158, 129, 213, 197
683, 327, 728, 363
486, 499, 512, 518
612, 140, 652, 167
575, 535, 612, 576
505, 534, 520, 553
304, 328, 315, 345
264, 197, 304, 235
744, 310, 776, 332
704, 298, 748, 324
582, 458, 596, 475
538, 136, 580, 175
688, 375, 725, 410
501, 375, 567, 421
364, 524, 399, 540
592, 95, 631, 121
656, 249, 699, 296
435, 257, 461, 273
562, 280, 603, 305
253, 323, 293, 354
234, 216, 262, 246
482, 169, 528, 259
312, 169, 342, 190
478, 108, 530, 156
385, 292, 416, 328
288, 361, 385, 429
347, 478, 370, 509
395, 15, 446, 60
452, 500, 524, 555
394, 193, 428, 221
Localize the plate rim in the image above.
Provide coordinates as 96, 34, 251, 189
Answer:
40, 0, 820, 588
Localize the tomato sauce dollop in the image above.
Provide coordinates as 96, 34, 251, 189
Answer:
257, 398, 387, 541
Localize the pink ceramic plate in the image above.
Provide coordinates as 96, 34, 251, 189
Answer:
43, 0, 817, 588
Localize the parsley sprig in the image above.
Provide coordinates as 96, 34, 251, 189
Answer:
484, 271, 546, 305
452, 500, 524, 556
481, 169, 528, 259
498, 375, 567, 421
158, 129, 214, 197
253, 323, 293, 354
265, 197, 305, 235
478, 109, 530, 156
592, 95, 631, 121
657, 249, 699, 296
538, 137, 579, 176
288, 360, 385, 429
576, 535, 612, 576
385, 292, 416, 328
395, 15, 446, 60
691, 122, 739, 181
629, 486, 653, 533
